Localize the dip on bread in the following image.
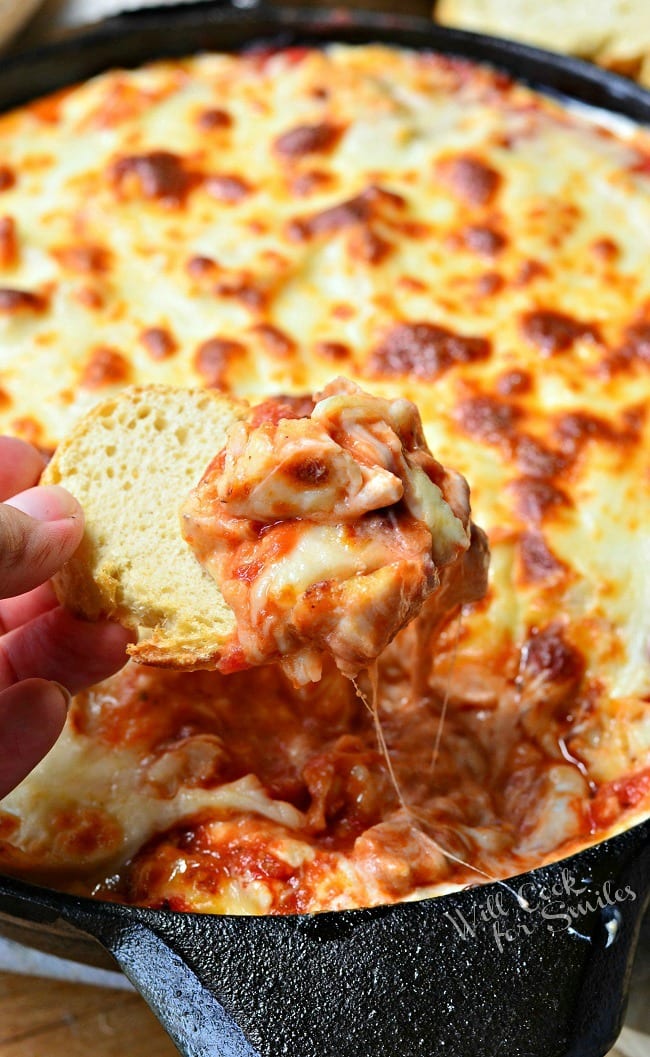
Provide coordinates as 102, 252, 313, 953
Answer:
181, 378, 487, 685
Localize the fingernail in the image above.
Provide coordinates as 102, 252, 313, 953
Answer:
6, 485, 80, 522
51, 681, 72, 711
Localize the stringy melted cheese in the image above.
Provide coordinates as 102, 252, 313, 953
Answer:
0, 45, 649, 913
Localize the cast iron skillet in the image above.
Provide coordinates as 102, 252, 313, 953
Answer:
0, 4, 649, 1055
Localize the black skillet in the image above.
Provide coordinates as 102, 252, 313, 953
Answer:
0, 4, 649, 1055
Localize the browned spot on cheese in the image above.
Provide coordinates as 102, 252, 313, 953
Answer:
196, 108, 232, 131
515, 434, 566, 479
205, 174, 252, 203
10, 416, 43, 444
510, 477, 569, 523
0, 217, 18, 268
194, 337, 246, 388
475, 272, 504, 297
367, 322, 490, 380
358, 185, 408, 211
398, 276, 428, 294
591, 237, 619, 263
0, 812, 19, 839
621, 403, 647, 439
288, 185, 405, 241
513, 259, 548, 287
250, 323, 295, 358
460, 224, 506, 256
53, 243, 111, 274
316, 340, 351, 362
289, 457, 330, 485
81, 346, 130, 388
555, 411, 611, 450
53, 807, 122, 858
250, 394, 315, 427
289, 196, 369, 240
347, 227, 392, 265
186, 255, 218, 279
393, 219, 431, 240
518, 531, 567, 584
0, 167, 15, 192
74, 285, 104, 310
553, 410, 638, 460
290, 170, 333, 197
520, 309, 600, 355
496, 369, 531, 396
139, 326, 177, 360
522, 626, 584, 686
213, 278, 267, 314
27, 86, 74, 124
438, 155, 501, 206
109, 151, 197, 206
0, 386, 11, 410
628, 150, 650, 175
83, 81, 171, 130
615, 321, 650, 367
0, 287, 46, 314
456, 394, 519, 443
274, 122, 342, 158
260, 250, 289, 271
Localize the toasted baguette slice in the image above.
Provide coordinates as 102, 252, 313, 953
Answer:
43, 385, 246, 668
435, 0, 650, 79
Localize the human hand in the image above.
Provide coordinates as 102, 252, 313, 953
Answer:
0, 437, 133, 798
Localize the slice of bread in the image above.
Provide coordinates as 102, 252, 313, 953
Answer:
42, 385, 246, 668
435, 0, 650, 83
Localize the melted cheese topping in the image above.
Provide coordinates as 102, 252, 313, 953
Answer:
0, 45, 649, 913
181, 378, 473, 684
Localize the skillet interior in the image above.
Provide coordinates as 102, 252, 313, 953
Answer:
0, 5, 649, 1054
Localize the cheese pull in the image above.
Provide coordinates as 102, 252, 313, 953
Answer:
45, 380, 488, 684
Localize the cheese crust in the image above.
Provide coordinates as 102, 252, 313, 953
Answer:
0, 45, 649, 913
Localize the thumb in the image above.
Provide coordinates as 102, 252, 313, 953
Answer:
0, 678, 69, 799
0, 485, 84, 600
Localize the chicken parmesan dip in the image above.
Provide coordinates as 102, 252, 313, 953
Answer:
0, 44, 648, 913
182, 377, 484, 686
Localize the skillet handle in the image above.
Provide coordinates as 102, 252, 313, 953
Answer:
97, 919, 261, 1057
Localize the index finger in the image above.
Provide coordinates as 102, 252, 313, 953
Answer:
0, 437, 46, 502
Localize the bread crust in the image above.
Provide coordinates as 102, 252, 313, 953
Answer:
43, 385, 247, 668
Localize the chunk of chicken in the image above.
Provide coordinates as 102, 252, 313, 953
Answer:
181, 378, 486, 685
